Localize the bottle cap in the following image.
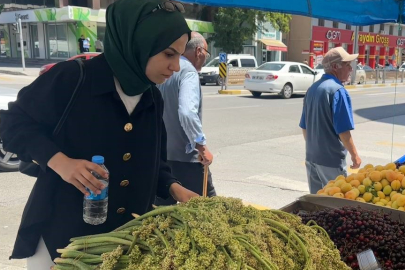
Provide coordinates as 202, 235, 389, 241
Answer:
92, 155, 104, 164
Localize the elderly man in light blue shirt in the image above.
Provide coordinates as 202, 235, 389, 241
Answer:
155, 32, 216, 205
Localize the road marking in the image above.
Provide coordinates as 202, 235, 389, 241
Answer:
206, 105, 260, 111
377, 141, 405, 148
0, 76, 13, 81
366, 92, 396, 96
246, 174, 309, 192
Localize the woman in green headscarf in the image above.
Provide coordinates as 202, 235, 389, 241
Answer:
1, 0, 197, 268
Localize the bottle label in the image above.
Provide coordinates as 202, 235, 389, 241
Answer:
86, 180, 109, 201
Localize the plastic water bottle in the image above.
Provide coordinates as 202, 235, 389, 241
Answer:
83, 155, 109, 225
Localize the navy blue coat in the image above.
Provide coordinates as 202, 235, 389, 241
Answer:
0, 54, 177, 260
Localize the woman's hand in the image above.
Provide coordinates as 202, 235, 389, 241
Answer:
169, 183, 199, 203
47, 152, 108, 195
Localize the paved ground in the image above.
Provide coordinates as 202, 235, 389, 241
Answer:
1, 74, 405, 269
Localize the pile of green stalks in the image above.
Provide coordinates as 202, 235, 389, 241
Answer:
52, 197, 350, 270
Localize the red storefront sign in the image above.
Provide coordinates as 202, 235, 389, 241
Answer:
313, 42, 324, 54
312, 26, 405, 48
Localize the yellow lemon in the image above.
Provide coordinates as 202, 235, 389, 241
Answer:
375, 165, 384, 171
385, 163, 397, 171
377, 191, 386, 199
363, 192, 373, 202
357, 185, 366, 194
333, 192, 344, 198
381, 179, 390, 188
391, 180, 401, 191
383, 185, 393, 196
373, 182, 383, 192
362, 178, 372, 187
399, 165, 405, 174
397, 195, 405, 207
372, 197, 381, 204
341, 183, 353, 193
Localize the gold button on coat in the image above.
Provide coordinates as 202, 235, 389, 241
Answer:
123, 153, 131, 161
120, 180, 129, 187
124, 123, 133, 132
117, 208, 126, 214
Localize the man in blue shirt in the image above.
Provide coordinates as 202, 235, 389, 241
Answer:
300, 47, 362, 194
155, 32, 216, 205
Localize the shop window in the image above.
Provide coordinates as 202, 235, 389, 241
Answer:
332, 21, 339, 28
389, 25, 394, 35
318, 19, 324, 27
97, 24, 106, 43
346, 24, 351, 30
379, 24, 385, 33
47, 23, 69, 59
359, 26, 363, 31
369, 25, 374, 32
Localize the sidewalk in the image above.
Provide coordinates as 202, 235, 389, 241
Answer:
0, 66, 40, 77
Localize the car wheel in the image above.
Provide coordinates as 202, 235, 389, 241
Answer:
359, 76, 365, 84
216, 76, 224, 86
281, 83, 293, 99
0, 138, 20, 171
250, 91, 262, 97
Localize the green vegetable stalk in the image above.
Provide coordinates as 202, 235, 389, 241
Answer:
52, 197, 350, 270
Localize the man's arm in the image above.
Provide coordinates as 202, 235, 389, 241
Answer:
178, 71, 212, 165
339, 131, 361, 169
333, 89, 361, 169
302, 129, 307, 141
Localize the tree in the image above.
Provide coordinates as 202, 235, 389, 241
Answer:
208, 8, 291, 54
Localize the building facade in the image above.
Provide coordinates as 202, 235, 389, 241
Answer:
0, 4, 214, 60
286, 15, 405, 68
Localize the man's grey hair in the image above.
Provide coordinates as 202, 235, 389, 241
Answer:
323, 60, 342, 73
185, 35, 205, 52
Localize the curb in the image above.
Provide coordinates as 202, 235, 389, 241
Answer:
243, 201, 270, 210
0, 69, 28, 76
346, 82, 405, 89
218, 89, 250, 95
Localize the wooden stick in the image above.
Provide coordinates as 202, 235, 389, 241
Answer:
203, 165, 209, 197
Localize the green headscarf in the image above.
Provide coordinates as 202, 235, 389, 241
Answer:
104, 0, 191, 96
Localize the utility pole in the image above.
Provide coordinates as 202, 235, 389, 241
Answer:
18, 17, 25, 71
350, 26, 359, 85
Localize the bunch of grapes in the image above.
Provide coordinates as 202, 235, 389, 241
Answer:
298, 207, 405, 270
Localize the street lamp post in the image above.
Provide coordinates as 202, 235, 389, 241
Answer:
18, 18, 25, 71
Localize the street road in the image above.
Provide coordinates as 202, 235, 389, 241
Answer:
1, 74, 405, 269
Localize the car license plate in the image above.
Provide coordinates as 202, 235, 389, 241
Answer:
199, 76, 203, 79
253, 76, 263, 80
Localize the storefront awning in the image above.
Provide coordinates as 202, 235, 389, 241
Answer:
260, 39, 288, 52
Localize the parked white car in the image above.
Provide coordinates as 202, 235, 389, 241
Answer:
200, 54, 258, 86
315, 63, 366, 84
244, 61, 322, 98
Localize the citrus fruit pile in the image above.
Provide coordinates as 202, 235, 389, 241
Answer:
317, 163, 405, 210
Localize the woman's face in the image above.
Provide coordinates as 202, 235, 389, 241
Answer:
145, 33, 189, 84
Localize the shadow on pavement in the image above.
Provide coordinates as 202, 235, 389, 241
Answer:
239, 93, 305, 100
355, 103, 405, 126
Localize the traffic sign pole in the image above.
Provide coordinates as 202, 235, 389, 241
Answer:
219, 52, 227, 90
